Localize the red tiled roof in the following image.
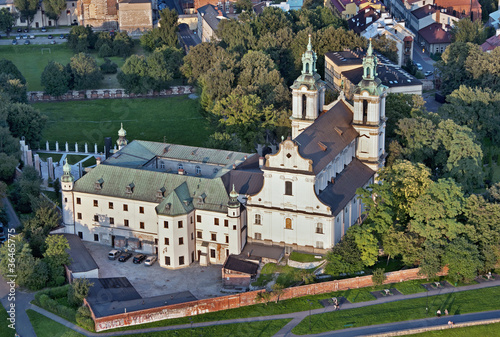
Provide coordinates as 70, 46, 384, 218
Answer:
419, 22, 451, 44
434, 0, 481, 9
404, 35, 413, 41
330, 0, 347, 13
481, 35, 500, 52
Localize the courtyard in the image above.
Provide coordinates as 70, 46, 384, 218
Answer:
83, 241, 224, 300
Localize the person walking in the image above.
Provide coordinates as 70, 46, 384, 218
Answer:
437, 310, 441, 317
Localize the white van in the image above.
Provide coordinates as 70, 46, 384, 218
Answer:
108, 249, 120, 260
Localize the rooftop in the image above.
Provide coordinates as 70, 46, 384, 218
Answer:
481, 34, 500, 52
239, 243, 284, 262
411, 5, 436, 19
198, 4, 226, 31
60, 234, 99, 273
348, 8, 381, 34
342, 64, 422, 88
223, 255, 259, 275
325, 50, 365, 67
418, 22, 452, 44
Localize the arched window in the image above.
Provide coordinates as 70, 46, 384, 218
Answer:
302, 94, 307, 119
255, 214, 261, 225
285, 181, 293, 196
178, 163, 183, 170
195, 166, 201, 175
367, 67, 371, 78
285, 218, 292, 229
305, 62, 309, 73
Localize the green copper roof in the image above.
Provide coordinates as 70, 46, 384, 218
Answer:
61, 160, 74, 183
73, 164, 230, 215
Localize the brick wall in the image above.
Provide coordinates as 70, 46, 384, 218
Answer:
90, 267, 448, 332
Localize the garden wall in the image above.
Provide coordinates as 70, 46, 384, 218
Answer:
27, 86, 194, 102
90, 266, 448, 332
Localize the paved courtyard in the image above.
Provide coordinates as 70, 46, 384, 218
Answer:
82, 241, 224, 300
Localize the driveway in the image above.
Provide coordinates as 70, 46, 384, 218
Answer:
83, 241, 224, 300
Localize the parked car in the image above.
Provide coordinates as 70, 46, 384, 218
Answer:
59, 34, 65, 39
118, 252, 132, 262
29, 34, 35, 39
48, 34, 53, 39
41, 27, 47, 32
416, 63, 423, 71
144, 256, 157, 266
50, 40, 56, 45
12, 39, 17, 45
22, 34, 28, 39
16, 35, 21, 40
108, 249, 120, 260
133, 254, 147, 264
24, 40, 30, 45
17, 28, 22, 33
24, 28, 29, 33
424, 70, 433, 77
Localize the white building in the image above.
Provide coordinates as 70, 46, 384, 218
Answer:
0, 0, 78, 28
61, 38, 387, 266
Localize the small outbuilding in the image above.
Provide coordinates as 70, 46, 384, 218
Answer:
62, 233, 99, 282
222, 255, 259, 287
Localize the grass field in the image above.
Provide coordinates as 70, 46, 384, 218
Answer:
0, 305, 16, 337
291, 286, 500, 335
407, 322, 500, 336
289, 251, 323, 263
27, 310, 84, 337
33, 97, 213, 148
0, 44, 131, 91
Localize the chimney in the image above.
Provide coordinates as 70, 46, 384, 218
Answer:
259, 157, 265, 168
232, 164, 236, 169
178, 168, 184, 175
96, 156, 101, 165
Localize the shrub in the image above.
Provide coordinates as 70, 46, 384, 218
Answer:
98, 44, 113, 58
76, 305, 95, 331
100, 58, 118, 74
372, 268, 387, 287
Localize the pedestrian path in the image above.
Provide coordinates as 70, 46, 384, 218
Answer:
21, 277, 500, 337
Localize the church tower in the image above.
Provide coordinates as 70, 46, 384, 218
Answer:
290, 35, 326, 139
61, 160, 75, 233
117, 123, 128, 150
352, 39, 388, 172
227, 185, 243, 255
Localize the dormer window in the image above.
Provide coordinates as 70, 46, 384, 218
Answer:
156, 187, 165, 199
178, 163, 183, 171
126, 183, 134, 194
195, 166, 201, 175
95, 178, 104, 190
160, 161, 165, 169
165, 203, 171, 211
197, 193, 206, 205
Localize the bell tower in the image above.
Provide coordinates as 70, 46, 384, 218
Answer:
117, 123, 128, 150
61, 160, 75, 233
290, 35, 326, 139
227, 185, 243, 255
352, 39, 388, 171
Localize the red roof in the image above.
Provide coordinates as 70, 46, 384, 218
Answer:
418, 22, 451, 44
404, 36, 413, 42
481, 35, 500, 52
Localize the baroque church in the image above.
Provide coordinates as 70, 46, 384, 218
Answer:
60, 38, 387, 269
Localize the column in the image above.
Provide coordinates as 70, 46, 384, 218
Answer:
47, 157, 54, 180
34, 154, 41, 175
46, 141, 50, 151
85, 143, 88, 154
75, 142, 78, 153
55, 141, 59, 152
65, 142, 69, 152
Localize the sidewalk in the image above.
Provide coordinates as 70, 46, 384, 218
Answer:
25, 278, 500, 337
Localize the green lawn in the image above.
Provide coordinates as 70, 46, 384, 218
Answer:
65, 154, 91, 165
0, 305, 16, 337
0, 44, 133, 91
27, 310, 84, 337
33, 97, 213, 148
407, 322, 500, 336
292, 286, 500, 335
36, 152, 63, 162
394, 280, 428, 295
289, 251, 323, 263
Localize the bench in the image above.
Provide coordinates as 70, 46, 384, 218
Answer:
344, 323, 354, 328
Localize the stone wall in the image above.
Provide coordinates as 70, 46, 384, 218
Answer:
90, 266, 448, 332
27, 86, 194, 102
420, 79, 434, 91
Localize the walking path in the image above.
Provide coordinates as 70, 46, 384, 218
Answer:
19, 278, 500, 337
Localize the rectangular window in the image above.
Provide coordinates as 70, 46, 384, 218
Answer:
210, 249, 216, 258
224, 219, 229, 227
124, 219, 129, 227
110, 217, 114, 225
214, 218, 219, 226
165, 256, 170, 265
285, 181, 293, 196
93, 215, 99, 222
190, 216, 193, 224
64, 197, 67, 203
191, 232, 194, 240
123, 204, 128, 211
191, 251, 195, 263
225, 235, 229, 244
197, 231, 202, 239
78, 232, 83, 239
139, 206, 144, 214
211, 233, 217, 241
94, 234, 99, 242
179, 256, 185, 265
140, 222, 145, 229
255, 214, 261, 225
316, 223, 323, 234
76, 197, 81, 205
179, 237, 184, 245
316, 241, 324, 249
155, 238, 158, 245
255, 232, 262, 240
197, 215, 201, 222
164, 238, 169, 245
109, 202, 113, 209
178, 221, 183, 228
93, 200, 98, 207
77, 213, 82, 220
164, 221, 168, 229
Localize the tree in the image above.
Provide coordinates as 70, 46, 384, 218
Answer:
68, 25, 97, 53
216, 19, 257, 53
371, 268, 386, 287
372, 35, 399, 64
181, 43, 219, 83
384, 93, 424, 140
324, 230, 364, 276
69, 53, 103, 90
418, 242, 443, 279
113, 32, 134, 57
10, 166, 40, 213
0, 8, 16, 35
443, 237, 482, 283
41, 61, 70, 97
13, 0, 38, 29
0, 74, 28, 103
44, 234, 70, 286
100, 58, 118, 74
145, 46, 183, 90
0, 59, 26, 84
68, 278, 93, 307
205, 132, 242, 151
4, 103, 47, 145
235, 0, 252, 13
94, 32, 113, 52
43, 0, 66, 27
450, 18, 487, 45
255, 290, 271, 305
117, 55, 149, 94
271, 283, 285, 303
141, 8, 178, 51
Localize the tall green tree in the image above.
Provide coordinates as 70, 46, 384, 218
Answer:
44, 234, 70, 285
0, 74, 28, 103
41, 61, 70, 97
0, 8, 16, 35
13, 0, 38, 29
443, 237, 482, 283
324, 230, 364, 276
69, 53, 102, 90
0, 59, 26, 84
68, 25, 97, 53
43, 0, 66, 26
10, 166, 41, 213
4, 103, 47, 145
113, 32, 134, 57
450, 18, 488, 44
117, 55, 149, 94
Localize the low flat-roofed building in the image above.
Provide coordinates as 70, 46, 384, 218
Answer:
61, 233, 99, 281
222, 255, 260, 287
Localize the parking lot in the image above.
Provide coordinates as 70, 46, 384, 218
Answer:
83, 241, 224, 299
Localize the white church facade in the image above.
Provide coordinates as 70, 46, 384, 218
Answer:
60, 38, 387, 267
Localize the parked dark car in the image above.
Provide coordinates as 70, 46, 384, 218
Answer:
12, 39, 17, 45
41, 27, 47, 32
24, 40, 30, 45
59, 34, 65, 39
118, 252, 132, 262
17, 28, 22, 33
133, 254, 146, 264
48, 34, 53, 39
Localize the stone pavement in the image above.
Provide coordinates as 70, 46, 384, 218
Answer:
18, 277, 500, 337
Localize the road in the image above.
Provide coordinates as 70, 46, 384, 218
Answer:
178, 23, 201, 52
